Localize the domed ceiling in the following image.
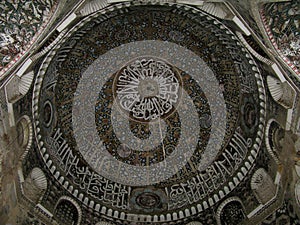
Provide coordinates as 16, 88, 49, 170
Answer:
0, 1, 300, 225
34, 1, 265, 218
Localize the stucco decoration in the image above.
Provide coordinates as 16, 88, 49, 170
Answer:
267, 76, 295, 108
23, 167, 47, 203
261, 0, 300, 75
251, 168, 276, 204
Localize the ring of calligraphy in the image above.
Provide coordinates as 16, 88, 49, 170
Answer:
84, 41, 220, 186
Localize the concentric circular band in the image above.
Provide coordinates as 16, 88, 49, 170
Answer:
73, 40, 226, 186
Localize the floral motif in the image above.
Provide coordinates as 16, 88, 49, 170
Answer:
263, 0, 300, 72
278, 34, 300, 68
0, 0, 57, 70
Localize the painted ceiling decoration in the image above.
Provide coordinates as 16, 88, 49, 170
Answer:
260, 0, 300, 75
0, 1, 299, 225
0, 0, 58, 77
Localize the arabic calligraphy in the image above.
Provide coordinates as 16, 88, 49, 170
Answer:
114, 58, 180, 121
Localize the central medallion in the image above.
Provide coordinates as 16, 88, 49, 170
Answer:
138, 79, 159, 98
113, 57, 181, 122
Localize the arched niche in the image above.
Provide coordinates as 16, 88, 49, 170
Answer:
6, 71, 34, 103
265, 119, 284, 164
216, 197, 247, 225
267, 76, 295, 109
16, 115, 32, 149
251, 168, 276, 204
198, 3, 228, 19
79, 0, 108, 16
54, 196, 82, 225
23, 167, 47, 203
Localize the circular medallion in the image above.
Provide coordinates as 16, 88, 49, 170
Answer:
136, 192, 161, 209
113, 56, 182, 122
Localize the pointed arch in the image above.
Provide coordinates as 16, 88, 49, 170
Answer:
54, 196, 82, 225
216, 197, 247, 225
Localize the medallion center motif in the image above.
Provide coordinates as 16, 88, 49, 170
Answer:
114, 57, 181, 121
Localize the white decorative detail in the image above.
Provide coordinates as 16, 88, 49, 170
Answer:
107, 0, 130, 3
31, 30, 67, 61
19, 71, 34, 95
6, 70, 33, 103
18, 169, 25, 183
236, 31, 272, 65
198, 3, 227, 19
251, 168, 276, 204
265, 119, 280, 165
232, 16, 251, 36
286, 108, 293, 131
35, 204, 53, 218
6, 76, 21, 103
30, 167, 47, 190
0, 28, 14, 48
247, 205, 264, 219
8, 103, 15, 126
186, 222, 203, 225
23, 167, 47, 203
16, 58, 32, 77
80, 0, 108, 16
274, 171, 281, 185
19, 116, 33, 161
177, 0, 204, 6
271, 63, 286, 82
115, 58, 180, 121
267, 76, 283, 101
57, 13, 77, 32
267, 76, 294, 109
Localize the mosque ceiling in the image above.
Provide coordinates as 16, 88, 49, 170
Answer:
0, 1, 299, 225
